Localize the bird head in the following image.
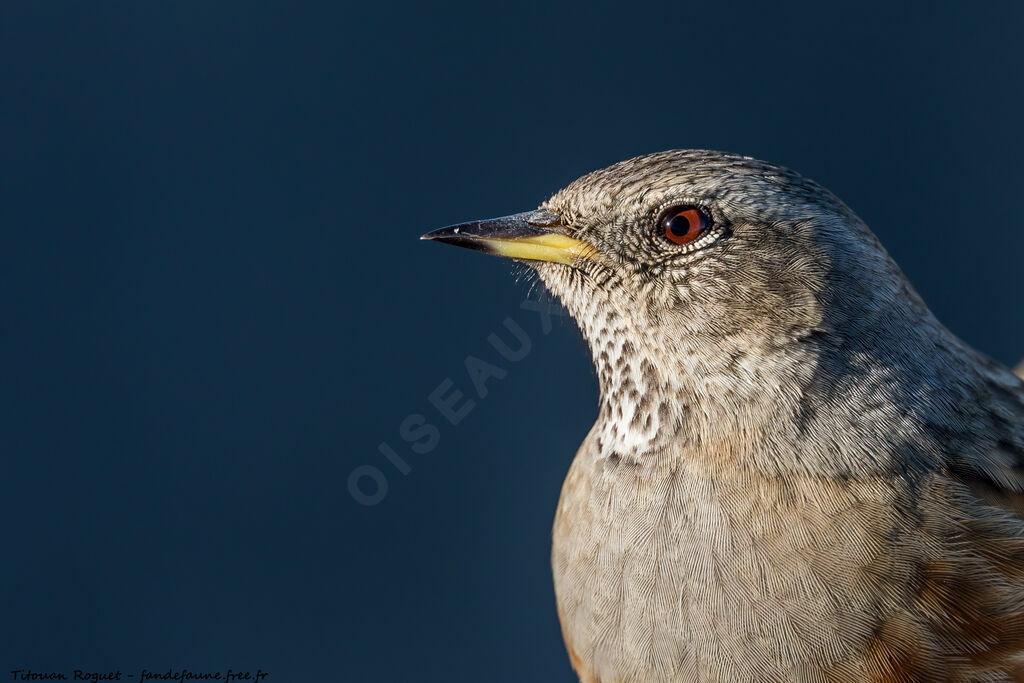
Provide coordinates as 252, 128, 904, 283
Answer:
424, 150, 940, 469
426, 150, 911, 362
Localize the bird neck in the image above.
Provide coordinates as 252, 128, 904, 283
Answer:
568, 291, 971, 478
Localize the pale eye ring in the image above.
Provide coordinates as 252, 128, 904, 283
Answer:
659, 205, 711, 245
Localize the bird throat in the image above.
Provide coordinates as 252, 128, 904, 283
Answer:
552, 276, 825, 471
566, 293, 690, 460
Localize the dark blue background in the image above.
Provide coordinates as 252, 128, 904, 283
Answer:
2, 2, 1022, 681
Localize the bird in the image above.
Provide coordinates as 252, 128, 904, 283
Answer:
421, 150, 1024, 682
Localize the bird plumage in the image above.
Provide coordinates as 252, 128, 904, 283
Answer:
428, 150, 1024, 681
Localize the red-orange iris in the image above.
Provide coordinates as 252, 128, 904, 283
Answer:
662, 206, 709, 245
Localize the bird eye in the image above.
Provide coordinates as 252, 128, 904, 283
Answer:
660, 206, 710, 246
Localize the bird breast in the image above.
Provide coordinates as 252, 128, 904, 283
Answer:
551, 435, 1024, 682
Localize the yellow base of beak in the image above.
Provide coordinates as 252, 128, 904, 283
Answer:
483, 233, 593, 265
423, 209, 594, 265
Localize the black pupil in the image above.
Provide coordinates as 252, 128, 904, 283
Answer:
668, 213, 693, 237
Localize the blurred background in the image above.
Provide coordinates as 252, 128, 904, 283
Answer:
2, 2, 1022, 681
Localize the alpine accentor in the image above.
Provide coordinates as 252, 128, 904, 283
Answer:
423, 151, 1024, 681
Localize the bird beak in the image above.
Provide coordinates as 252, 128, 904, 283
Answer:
421, 209, 592, 265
